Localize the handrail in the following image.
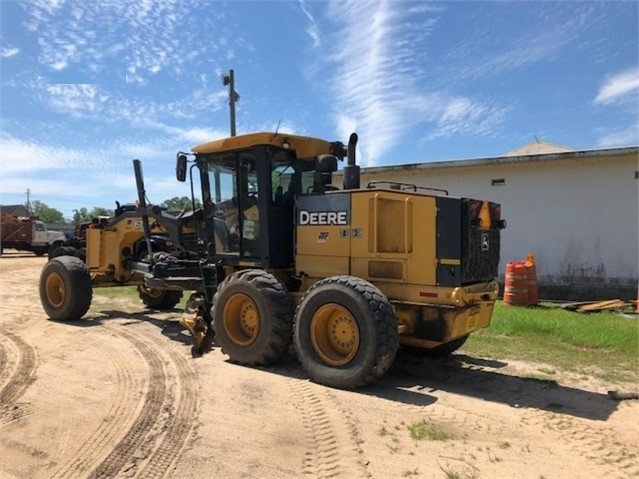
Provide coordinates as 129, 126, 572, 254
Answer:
404, 197, 411, 256
366, 180, 448, 196
373, 193, 380, 255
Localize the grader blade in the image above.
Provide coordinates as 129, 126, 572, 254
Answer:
179, 312, 209, 356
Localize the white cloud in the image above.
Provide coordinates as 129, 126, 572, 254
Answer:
305, 0, 503, 166
596, 123, 639, 148
0, 132, 97, 174
319, 0, 434, 165
0, 131, 180, 178
594, 67, 639, 105
0, 131, 194, 213
428, 97, 507, 140
45, 84, 107, 114
40, 82, 227, 138
298, 0, 320, 48
0, 47, 20, 58
437, 3, 600, 84
23, 0, 230, 84
161, 126, 229, 145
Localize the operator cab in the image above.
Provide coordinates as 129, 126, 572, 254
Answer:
178, 132, 347, 269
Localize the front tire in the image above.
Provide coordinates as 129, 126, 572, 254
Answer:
293, 275, 398, 389
137, 285, 183, 310
212, 269, 293, 366
39, 256, 92, 321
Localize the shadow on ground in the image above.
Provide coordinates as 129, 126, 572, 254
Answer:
54, 309, 622, 421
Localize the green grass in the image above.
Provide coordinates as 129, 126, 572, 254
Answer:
92, 286, 189, 309
93, 286, 140, 300
408, 419, 454, 441
463, 301, 638, 382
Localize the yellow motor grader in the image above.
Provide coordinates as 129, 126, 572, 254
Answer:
39, 131, 505, 389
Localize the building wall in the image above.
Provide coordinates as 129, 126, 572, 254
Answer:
337, 150, 638, 301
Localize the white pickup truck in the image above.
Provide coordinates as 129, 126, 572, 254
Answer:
0, 215, 66, 256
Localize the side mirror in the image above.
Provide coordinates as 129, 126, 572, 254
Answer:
176, 154, 187, 182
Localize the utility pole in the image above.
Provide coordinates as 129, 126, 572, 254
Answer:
26, 188, 31, 215
221, 69, 240, 137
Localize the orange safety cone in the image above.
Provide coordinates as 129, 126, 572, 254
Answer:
525, 253, 539, 306
504, 261, 529, 306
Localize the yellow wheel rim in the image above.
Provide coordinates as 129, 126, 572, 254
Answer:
45, 272, 65, 308
310, 303, 360, 366
222, 293, 260, 346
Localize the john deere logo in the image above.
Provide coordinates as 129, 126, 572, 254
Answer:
481, 233, 489, 251
298, 210, 348, 226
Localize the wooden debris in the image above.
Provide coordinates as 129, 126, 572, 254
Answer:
559, 301, 596, 311
608, 390, 639, 400
559, 299, 634, 313
577, 299, 631, 313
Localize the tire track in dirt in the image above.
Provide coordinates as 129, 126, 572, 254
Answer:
50, 331, 140, 479
288, 379, 369, 479
85, 323, 197, 479
0, 328, 37, 426
129, 325, 199, 479
522, 409, 639, 479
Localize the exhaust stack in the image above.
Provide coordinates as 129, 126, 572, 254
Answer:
343, 133, 360, 190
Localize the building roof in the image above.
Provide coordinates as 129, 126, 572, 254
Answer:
334, 145, 638, 176
0, 204, 29, 217
502, 139, 575, 156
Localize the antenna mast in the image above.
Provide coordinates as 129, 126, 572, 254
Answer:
221, 69, 240, 137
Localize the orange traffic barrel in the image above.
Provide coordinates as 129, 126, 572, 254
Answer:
504, 261, 529, 306
525, 257, 539, 306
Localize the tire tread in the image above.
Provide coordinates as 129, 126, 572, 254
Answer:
213, 269, 293, 365
39, 255, 92, 321
294, 275, 398, 388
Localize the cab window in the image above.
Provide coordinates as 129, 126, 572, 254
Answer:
207, 151, 260, 258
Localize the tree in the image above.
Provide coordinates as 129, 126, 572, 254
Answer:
89, 206, 113, 218
30, 200, 65, 223
162, 196, 201, 212
71, 207, 89, 224
71, 206, 114, 224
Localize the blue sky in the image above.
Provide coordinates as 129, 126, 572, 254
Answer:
1, 0, 637, 219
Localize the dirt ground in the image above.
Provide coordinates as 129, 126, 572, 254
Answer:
0, 252, 637, 479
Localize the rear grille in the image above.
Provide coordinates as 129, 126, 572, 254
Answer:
462, 229, 500, 283
461, 199, 501, 283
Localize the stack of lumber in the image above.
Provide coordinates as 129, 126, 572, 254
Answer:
559, 299, 635, 313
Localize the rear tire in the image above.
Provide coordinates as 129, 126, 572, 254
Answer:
137, 285, 183, 310
74, 247, 86, 262
39, 256, 92, 321
293, 275, 398, 389
33, 246, 48, 256
48, 246, 77, 260
212, 269, 293, 366
47, 241, 64, 258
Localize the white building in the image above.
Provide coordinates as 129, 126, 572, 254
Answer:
336, 142, 639, 301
